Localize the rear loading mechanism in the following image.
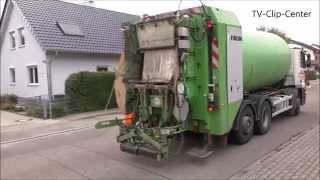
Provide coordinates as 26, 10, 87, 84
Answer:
95, 6, 306, 161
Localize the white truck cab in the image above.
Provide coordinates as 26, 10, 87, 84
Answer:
285, 47, 307, 88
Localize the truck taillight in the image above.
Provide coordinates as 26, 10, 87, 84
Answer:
122, 112, 135, 126
207, 20, 214, 28
208, 103, 215, 112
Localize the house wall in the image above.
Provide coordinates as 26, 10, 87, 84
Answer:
0, 5, 48, 98
49, 53, 119, 95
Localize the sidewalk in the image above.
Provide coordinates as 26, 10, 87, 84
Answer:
0, 109, 121, 128
59, 108, 120, 121
230, 125, 319, 180
0, 111, 43, 127
1, 109, 123, 143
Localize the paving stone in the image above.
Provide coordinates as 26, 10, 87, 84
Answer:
230, 125, 320, 180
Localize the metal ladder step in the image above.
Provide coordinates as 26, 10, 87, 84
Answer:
186, 144, 214, 159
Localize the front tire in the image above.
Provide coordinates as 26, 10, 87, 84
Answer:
293, 98, 301, 116
283, 88, 301, 116
288, 97, 301, 116
231, 105, 255, 145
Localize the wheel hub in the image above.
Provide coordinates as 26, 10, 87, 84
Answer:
241, 116, 252, 134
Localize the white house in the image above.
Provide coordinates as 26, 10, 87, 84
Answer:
289, 40, 320, 70
0, 0, 138, 99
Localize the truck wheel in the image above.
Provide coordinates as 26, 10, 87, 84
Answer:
282, 88, 301, 116
288, 97, 301, 116
231, 105, 255, 145
292, 98, 301, 116
255, 101, 272, 135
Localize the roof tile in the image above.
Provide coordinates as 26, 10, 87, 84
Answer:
14, 0, 139, 54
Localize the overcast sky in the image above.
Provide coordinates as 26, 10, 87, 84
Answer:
1, 0, 319, 45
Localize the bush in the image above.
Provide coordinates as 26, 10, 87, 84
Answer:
26, 102, 66, 119
0, 94, 18, 110
65, 71, 116, 113
305, 70, 317, 81
51, 103, 66, 118
7, 94, 18, 104
26, 105, 43, 118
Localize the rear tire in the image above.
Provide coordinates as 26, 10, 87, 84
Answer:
255, 101, 272, 135
231, 105, 255, 145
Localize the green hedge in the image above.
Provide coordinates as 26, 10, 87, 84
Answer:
305, 70, 317, 81
26, 103, 66, 119
65, 71, 116, 113
0, 94, 18, 110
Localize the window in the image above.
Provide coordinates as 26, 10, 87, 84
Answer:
97, 66, 109, 72
9, 68, 16, 84
57, 22, 84, 36
9, 31, 16, 49
18, 27, 25, 46
27, 65, 39, 85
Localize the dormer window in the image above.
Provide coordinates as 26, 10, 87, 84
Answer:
9, 31, 16, 49
18, 27, 25, 46
56, 22, 84, 37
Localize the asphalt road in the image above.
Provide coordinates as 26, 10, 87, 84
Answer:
1, 81, 319, 180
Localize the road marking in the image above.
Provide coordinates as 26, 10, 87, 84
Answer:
1, 125, 94, 145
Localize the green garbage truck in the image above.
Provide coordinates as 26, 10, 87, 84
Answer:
96, 6, 307, 161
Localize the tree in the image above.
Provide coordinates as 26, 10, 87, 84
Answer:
257, 26, 291, 43
256, 26, 266, 32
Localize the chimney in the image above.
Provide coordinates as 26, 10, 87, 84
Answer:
82, 0, 95, 7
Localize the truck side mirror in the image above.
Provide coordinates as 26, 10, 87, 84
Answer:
300, 51, 306, 68
306, 54, 311, 68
